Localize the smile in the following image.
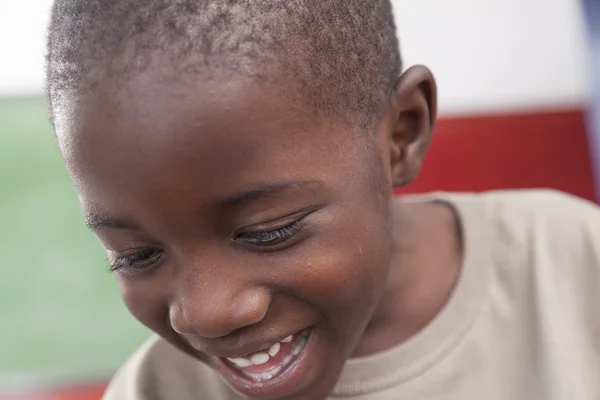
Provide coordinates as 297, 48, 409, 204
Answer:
224, 329, 310, 382
213, 328, 316, 397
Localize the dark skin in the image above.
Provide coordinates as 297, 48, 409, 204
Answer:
58, 62, 461, 399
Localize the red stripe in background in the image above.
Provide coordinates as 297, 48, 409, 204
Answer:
0, 383, 106, 400
3, 108, 596, 400
396, 108, 596, 202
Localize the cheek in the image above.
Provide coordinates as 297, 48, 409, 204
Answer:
284, 209, 392, 329
302, 247, 385, 304
117, 276, 170, 334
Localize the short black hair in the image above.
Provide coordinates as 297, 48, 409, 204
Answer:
46, 0, 402, 130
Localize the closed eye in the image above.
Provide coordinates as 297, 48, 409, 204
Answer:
235, 220, 301, 249
109, 248, 163, 272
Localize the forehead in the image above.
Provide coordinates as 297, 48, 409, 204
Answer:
59, 72, 378, 218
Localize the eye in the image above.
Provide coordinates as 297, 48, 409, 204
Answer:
235, 220, 302, 249
109, 248, 163, 273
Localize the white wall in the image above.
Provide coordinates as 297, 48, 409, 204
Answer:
0, 0, 54, 97
393, 0, 589, 115
0, 0, 590, 115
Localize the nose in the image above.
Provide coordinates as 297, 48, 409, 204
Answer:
169, 275, 271, 339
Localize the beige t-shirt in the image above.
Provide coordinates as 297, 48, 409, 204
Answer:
103, 190, 600, 400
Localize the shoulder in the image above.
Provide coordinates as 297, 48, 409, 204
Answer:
102, 336, 230, 400
404, 188, 600, 240
437, 189, 600, 315
410, 189, 600, 272
453, 189, 600, 294
481, 188, 599, 219
479, 189, 600, 248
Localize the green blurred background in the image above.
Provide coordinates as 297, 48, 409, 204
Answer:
0, 98, 149, 388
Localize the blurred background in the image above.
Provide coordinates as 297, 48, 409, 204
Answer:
0, 0, 598, 399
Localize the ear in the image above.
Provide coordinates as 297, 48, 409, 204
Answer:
387, 65, 437, 188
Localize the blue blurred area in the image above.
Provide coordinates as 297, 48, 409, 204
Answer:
582, 0, 600, 200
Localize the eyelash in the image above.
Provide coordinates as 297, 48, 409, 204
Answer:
109, 248, 162, 273
109, 220, 303, 272
234, 220, 302, 248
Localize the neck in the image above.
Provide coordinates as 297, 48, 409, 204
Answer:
351, 198, 463, 358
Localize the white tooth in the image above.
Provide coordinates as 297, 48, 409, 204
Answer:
254, 372, 270, 381
281, 335, 293, 343
291, 335, 308, 356
243, 363, 284, 382
271, 364, 283, 376
292, 344, 302, 356
250, 352, 270, 365
268, 342, 281, 357
228, 357, 252, 368
282, 354, 293, 366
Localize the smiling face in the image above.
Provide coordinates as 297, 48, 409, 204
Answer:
58, 68, 403, 399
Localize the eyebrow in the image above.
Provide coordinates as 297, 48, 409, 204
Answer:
220, 179, 322, 207
86, 179, 322, 230
85, 216, 139, 231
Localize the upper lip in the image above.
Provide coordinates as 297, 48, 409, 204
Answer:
185, 328, 306, 359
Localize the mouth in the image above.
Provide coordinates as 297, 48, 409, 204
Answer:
213, 328, 316, 397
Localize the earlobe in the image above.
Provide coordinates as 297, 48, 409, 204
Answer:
388, 65, 437, 188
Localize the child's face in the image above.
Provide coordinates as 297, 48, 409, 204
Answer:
63, 72, 399, 399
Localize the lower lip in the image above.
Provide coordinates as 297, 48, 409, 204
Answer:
212, 328, 318, 398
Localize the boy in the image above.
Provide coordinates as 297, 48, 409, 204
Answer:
45, 0, 600, 399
